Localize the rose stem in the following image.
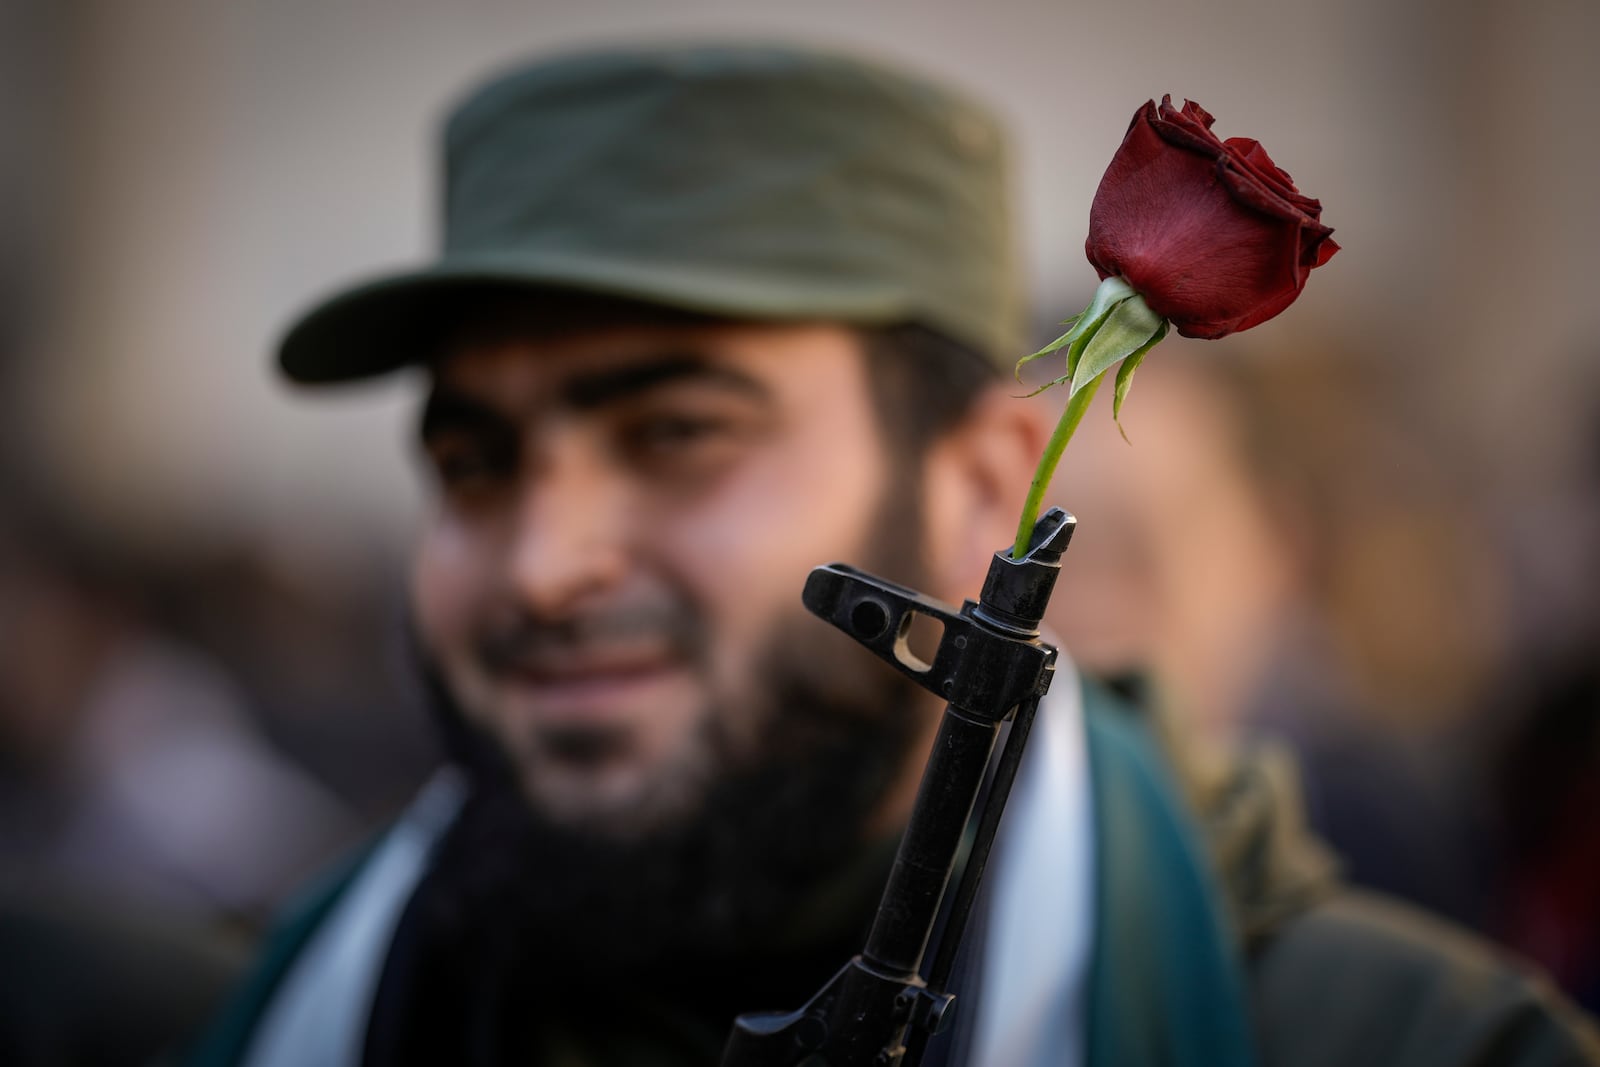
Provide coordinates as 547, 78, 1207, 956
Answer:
1010, 371, 1105, 559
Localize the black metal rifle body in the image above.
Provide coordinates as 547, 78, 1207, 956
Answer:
719, 508, 1075, 1067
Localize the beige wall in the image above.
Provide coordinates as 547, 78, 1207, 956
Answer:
16, 0, 1600, 561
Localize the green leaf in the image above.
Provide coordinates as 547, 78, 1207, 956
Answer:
1070, 293, 1163, 398
1111, 320, 1169, 441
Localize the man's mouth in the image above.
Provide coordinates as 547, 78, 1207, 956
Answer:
484, 645, 694, 723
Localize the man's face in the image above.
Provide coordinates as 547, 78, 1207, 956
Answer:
411, 318, 931, 840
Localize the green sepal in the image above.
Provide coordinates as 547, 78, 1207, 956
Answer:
1015, 319, 1079, 384
1111, 319, 1169, 442
1033, 313, 1084, 357
1070, 293, 1163, 398
1014, 276, 1135, 383
1016, 368, 1074, 399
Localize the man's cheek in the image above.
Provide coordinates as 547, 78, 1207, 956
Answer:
412, 525, 494, 677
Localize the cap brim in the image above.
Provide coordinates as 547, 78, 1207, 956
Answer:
277, 252, 914, 385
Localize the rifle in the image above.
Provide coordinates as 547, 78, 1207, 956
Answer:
720, 507, 1075, 1067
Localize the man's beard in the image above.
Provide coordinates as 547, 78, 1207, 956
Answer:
408, 505, 937, 991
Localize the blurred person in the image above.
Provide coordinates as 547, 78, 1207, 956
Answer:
1046, 345, 1506, 926
161, 543, 439, 823
1043, 353, 1306, 754
1494, 603, 1600, 1014
1048, 341, 1507, 739
185, 44, 1598, 1067
1487, 369, 1600, 1011
0, 492, 368, 1062
0, 493, 363, 919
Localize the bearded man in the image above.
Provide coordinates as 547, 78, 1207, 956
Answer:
185, 44, 1599, 1067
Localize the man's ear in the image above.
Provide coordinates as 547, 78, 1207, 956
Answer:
920, 383, 1054, 599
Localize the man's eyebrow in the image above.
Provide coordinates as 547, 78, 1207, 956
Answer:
561, 353, 772, 409
418, 352, 773, 441
417, 389, 515, 443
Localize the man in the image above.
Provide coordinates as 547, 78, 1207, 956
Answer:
186, 44, 1599, 1066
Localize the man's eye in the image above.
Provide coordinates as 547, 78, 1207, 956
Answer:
430, 446, 513, 491
626, 414, 732, 452
617, 411, 751, 480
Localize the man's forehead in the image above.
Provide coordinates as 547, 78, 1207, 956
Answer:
426, 319, 868, 401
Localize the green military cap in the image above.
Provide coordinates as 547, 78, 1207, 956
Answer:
278, 43, 1023, 382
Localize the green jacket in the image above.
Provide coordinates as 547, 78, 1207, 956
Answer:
183, 685, 1600, 1066
1184, 722, 1600, 1066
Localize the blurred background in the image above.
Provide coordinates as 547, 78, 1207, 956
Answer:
1, 0, 1596, 1061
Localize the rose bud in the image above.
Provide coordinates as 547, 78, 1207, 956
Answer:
1085, 95, 1338, 339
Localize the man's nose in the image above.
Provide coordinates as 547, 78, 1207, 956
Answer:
504, 442, 629, 617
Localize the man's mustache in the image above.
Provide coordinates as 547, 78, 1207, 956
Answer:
474, 600, 706, 672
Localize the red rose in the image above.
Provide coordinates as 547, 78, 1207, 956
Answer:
1085, 96, 1338, 339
